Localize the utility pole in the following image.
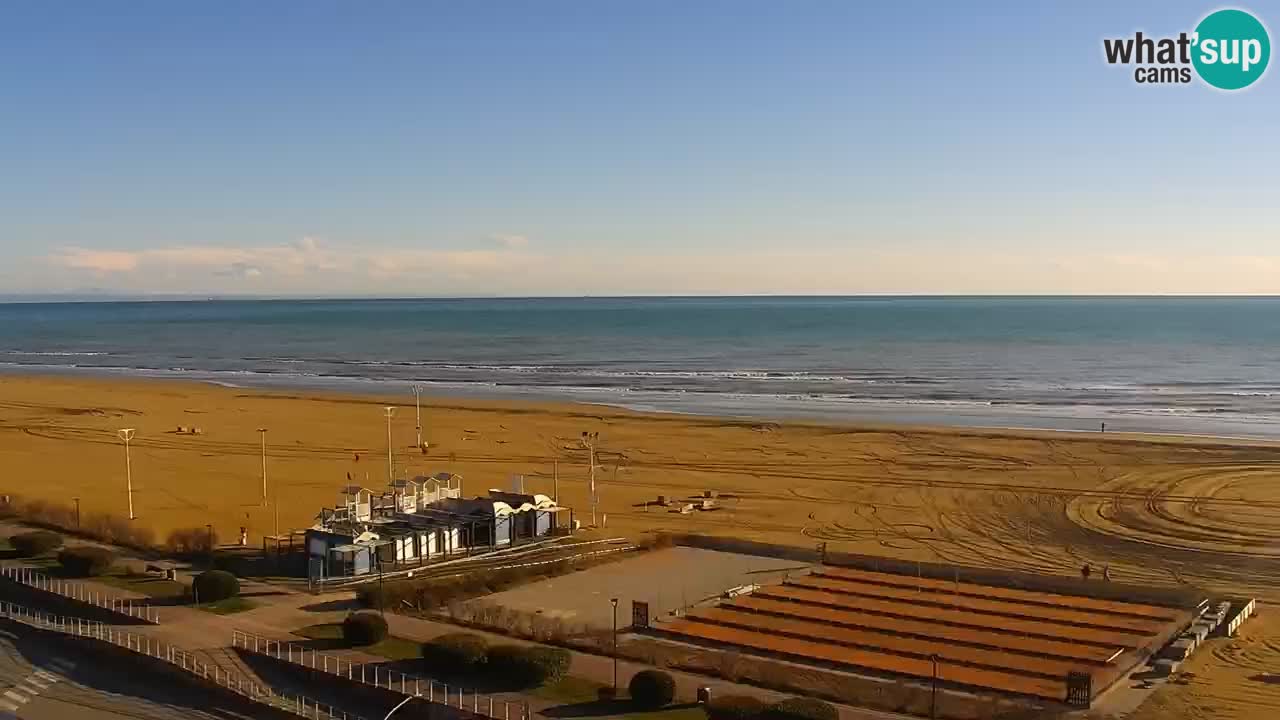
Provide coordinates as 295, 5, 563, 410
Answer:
384, 406, 397, 484
553, 461, 559, 505
412, 385, 422, 449
73, 497, 81, 529
118, 429, 136, 520
258, 428, 268, 505
582, 431, 599, 526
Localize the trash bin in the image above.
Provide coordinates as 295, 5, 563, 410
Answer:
697, 687, 712, 704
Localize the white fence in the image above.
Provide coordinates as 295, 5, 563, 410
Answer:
0, 601, 362, 720
232, 629, 528, 720
0, 566, 159, 623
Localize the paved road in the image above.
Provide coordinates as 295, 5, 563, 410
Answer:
0, 624, 260, 720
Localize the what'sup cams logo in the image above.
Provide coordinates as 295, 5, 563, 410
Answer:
1104, 8, 1270, 89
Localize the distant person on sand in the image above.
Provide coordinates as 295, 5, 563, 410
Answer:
1103, 564, 1112, 581
1081, 563, 1092, 580
1101, 422, 1106, 433
354, 452, 360, 463
239, 526, 247, 546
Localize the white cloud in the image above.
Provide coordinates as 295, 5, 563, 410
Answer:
31, 238, 1280, 296
490, 233, 529, 250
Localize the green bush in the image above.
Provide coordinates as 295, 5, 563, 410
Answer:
764, 698, 838, 720
422, 633, 489, 674
485, 644, 571, 687
192, 569, 240, 603
342, 611, 389, 646
57, 546, 116, 577
629, 669, 676, 709
707, 694, 767, 720
10, 531, 62, 557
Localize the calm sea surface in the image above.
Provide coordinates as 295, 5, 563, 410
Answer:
4, 297, 1280, 438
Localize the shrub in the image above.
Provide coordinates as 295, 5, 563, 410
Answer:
10, 530, 62, 557
485, 644, 571, 687
166, 526, 218, 555
422, 633, 489, 674
192, 569, 240, 603
342, 611, 389, 646
765, 698, 838, 720
629, 669, 676, 709
57, 546, 116, 577
707, 694, 767, 720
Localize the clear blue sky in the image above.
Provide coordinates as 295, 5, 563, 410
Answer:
1, 1, 1275, 295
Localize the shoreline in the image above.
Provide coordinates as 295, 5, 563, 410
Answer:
4, 365, 1280, 447
3, 367, 1279, 450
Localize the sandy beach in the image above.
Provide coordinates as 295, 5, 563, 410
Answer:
3, 373, 1280, 717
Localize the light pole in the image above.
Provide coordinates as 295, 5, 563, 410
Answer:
73, 497, 81, 529
412, 385, 422, 449
118, 428, 136, 520
930, 654, 939, 720
384, 406, 397, 484
610, 597, 619, 693
582, 431, 599, 526
258, 428, 268, 505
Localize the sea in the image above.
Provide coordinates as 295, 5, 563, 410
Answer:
3, 296, 1280, 439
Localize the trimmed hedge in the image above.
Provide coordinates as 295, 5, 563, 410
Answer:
707, 695, 767, 720
192, 569, 240, 603
765, 698, 838, 720
629, 669, 676, 709
485, 644, 571, 687
10, 530, 62, 557
422, 633, 489, 674
57, 546, 116, 577
342, 611, 389, 646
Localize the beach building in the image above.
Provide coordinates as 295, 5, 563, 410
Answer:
305, 473, 570, 580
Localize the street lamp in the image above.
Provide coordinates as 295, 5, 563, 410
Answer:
930, 654, 940, 720
384, 406, 397, 484
610, 597, 619, 693
412, 385, 423, 449
258, 428, 268, 505
73, 497, 81, 529
582, 432, 599, 526
117, 428, 136, 520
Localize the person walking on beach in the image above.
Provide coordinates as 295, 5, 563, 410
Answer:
1103, 564, 1112, 581
1081, 563, 1092, 581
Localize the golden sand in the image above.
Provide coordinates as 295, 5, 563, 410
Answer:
2, 374, 1278, 716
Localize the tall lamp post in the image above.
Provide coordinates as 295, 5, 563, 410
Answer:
412, 385, 423, 449
930, 654, 940, 720
384, 406, 397, 484
610, 597, 619, 693
73, 497, 81, 529
258, 428, 268, 505
582, 432, 599, 526
118, 428, 136, 520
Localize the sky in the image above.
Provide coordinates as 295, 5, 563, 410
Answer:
1, 1, 1276, 296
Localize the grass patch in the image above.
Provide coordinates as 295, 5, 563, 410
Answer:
532, 675, 608, 704
294, 622, 421, 661
197, 596, 257, 615
93, 572, 187, 600
532, 677, 708, 720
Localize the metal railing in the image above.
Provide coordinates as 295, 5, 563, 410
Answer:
233, 629, 527, 720
0, 566, 159, 623
0, 601, 362, 720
